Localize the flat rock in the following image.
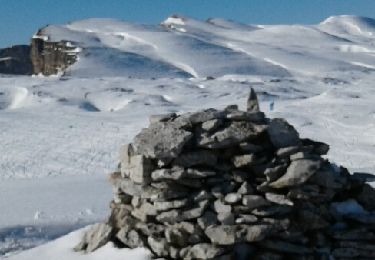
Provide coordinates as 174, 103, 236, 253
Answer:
197, 121, 267, 149
205, 225, 236, 245
267, 118, 301, 148
116, 228, 145, 248
236, 224, 272, 242
148, 236, 169, 257
133, 121, 193, 160
183, 243, 225, 259
242, 195, 270, 209
224, 193, 242, 204
265, 193, 294, 206
269, 159, 321, 188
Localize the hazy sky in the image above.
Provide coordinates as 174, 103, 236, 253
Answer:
1, 0, 375, 47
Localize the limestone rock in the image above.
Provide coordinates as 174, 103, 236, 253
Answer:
242, 195, 270, 209
183, 243, 225, 259
205, 225, 236, 245
247, 88, 260, 112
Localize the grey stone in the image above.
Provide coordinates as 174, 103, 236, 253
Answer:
309, 169, 346, 189
131, 202, 157, 222
232, 154, 257, 168
224, 193, 242, 204
181, 200, 209, 220
226, 111, 265, 122
217, 212, 235, 225
116, 228, 145, 248
165, 227, 189, 247
184, 243, 225, 259
251, 205, 292, 217
148, 236, 169, 257
297, 210, 329, 230
123, 154, 154, 184
197, 121, 267, 149
153, 199, 189, 211
262, 218, 290, 231
202, 119, 223, 132
332, 228, 375, 240
264, 164, 287, 182
242, 195, 270, 209
235, 214, 258, 224
205, 225, 236, 245
265, 193, 294, 206
74, 223, 112, 253
133, 121, 193, 160
236, 224, 272, 242
214, 199, 232, 213
332, 247, 375, 258
247, 88, 260, 112
276, 146, 300, 158
173, 150, 217, 167
151, 167, 185, 181
156, 210, 179, 223
267, 118, 301, 148
193, 190, 215, 202
269, 159, 321, 188
149, 113, 177, 123
185, 168, 216, 178
178, 108, 226, 125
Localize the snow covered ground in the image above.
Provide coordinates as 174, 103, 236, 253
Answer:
1, 15, 375, 258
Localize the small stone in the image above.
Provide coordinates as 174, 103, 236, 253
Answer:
153, 199, 189, 211
156, 209, 179, 224
242, 195, 270, 209
265, 193, 294, 206
124, 155, 154, 184
232, 154, 257, 168
217, 212, 235, 225
269, 159, 321, 188
226, 111, 265, 122
357, 184, 375, 211
236, 224, 272, 242
264, 164, 287, 182
197, 121, 267, 149
185, 168, 217, 178
247, 88, 260, 112
116, 228, 145, 248
181, 200, 209, 220
202, 119, 223, 132
214, 199, 232, 213
205, 225, 236, 245
276, 146, 300, 158
235, 214, 258, 224
224, 193, 242, 204
151, 167, 185, 181
148, 236, 169, 257
251, 205, 292, 217
267, 118, 301, 148
131, 202, 157, 222
149, 113, 177, 123
184, 243, 225, 259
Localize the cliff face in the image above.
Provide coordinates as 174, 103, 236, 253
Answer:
31, 33, 79, 75
0, 45, 33, 75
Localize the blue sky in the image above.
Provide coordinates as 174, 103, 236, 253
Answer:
1, 0, 375, 47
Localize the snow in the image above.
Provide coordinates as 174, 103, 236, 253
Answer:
1, 15, 375, 259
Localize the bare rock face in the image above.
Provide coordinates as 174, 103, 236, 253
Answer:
31, 29, 79, 75
0, 45, 33, 75
76, 89, 375, 259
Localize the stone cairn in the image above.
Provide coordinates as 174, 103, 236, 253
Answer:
75, 89, 375, 259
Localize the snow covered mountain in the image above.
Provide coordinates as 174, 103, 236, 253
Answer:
1, 15, 375, 259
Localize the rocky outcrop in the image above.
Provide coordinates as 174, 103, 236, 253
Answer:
0, 45, 33, 75
31, 29, 79, 75
75, 90, 375, 259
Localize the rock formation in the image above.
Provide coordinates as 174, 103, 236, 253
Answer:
30, 29, 79, 75
0, 45, 33, 75
75, 90, 375, 259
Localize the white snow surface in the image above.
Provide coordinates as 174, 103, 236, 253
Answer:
2, 15, 375, 259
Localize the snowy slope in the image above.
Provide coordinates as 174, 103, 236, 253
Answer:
2, 15, 375, 258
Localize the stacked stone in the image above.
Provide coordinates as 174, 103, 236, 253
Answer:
76, 89, 375, 259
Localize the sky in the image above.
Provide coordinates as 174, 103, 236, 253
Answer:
1, 0, 375, 47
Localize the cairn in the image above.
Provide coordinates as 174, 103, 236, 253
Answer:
75, 89, 375, 259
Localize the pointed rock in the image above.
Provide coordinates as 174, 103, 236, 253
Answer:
247, 88, 260, 112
